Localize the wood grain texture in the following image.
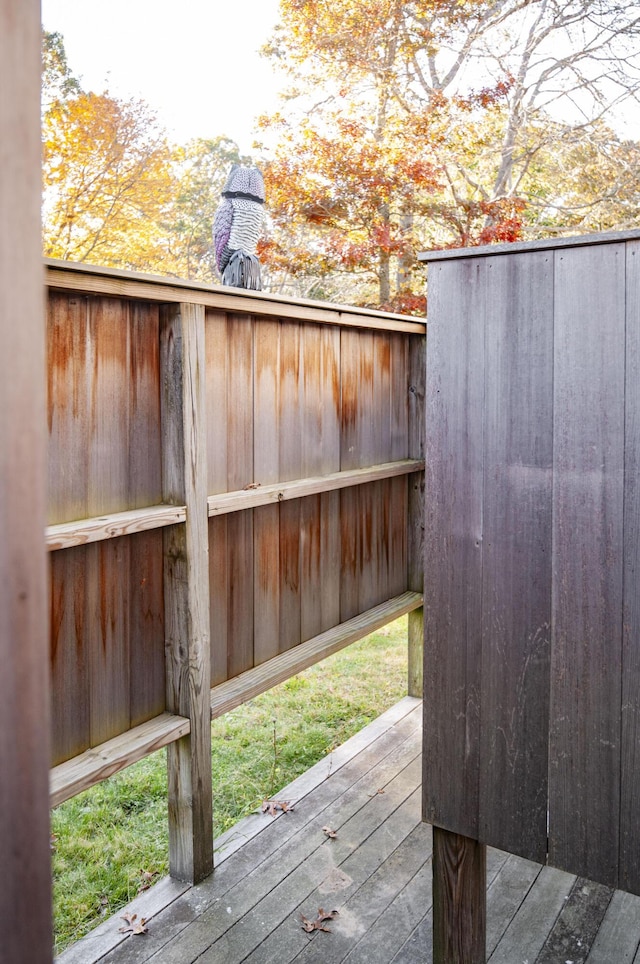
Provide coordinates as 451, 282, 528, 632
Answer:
47, 292, 89, 524
227, 314, 254, 490
433, 828, 487, 964
278, 323, 303, 652
204, 309, 229, 494
46, 260, 426, 333
87, 296, 131, 516
160, 302, 213, 884
1, 4, 53, 957
128, 529, 166, 727
548, 243, 626, 886
50, 546, 90, 765
207, 460, 423, 515
423, 259, 485, 838
210, 592, 424, 719
87, 538, 130, 747
127, 300, 163, 507
50, 712, 190, 808
407, 334, 425, 699
46, 504, 186, 551
227, 509, 255, 675
620, 239, 640, 894
208, 515, 229, 686
253, 321, 281, 663
478, 251, 553, 862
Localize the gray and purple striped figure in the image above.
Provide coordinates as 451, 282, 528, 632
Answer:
213, 164, 266, 290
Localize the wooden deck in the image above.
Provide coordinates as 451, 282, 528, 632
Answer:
59, 698, 640, 964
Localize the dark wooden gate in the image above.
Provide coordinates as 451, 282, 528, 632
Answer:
420, 229, 640, 959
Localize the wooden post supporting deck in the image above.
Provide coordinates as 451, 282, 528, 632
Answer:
0, 1, 54, 960
161, 303, 214, 883
433, 827, 487, 964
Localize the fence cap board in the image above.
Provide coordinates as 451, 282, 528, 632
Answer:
45, 258, 426, 334
419, 227, 640, 263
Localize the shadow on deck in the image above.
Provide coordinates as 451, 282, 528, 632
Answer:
58, 698, 640, 964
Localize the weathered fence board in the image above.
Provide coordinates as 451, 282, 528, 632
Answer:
421, 230, 640, 927
478, 251, 553, 863
160, 301, 213, 883
548, 242, 626, 886
621, 239, 640, 893
423, 258, 485, 839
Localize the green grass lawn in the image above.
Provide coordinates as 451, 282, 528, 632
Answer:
51, 617, 409, 954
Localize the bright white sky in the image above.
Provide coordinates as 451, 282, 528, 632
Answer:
41, 0, 283, 154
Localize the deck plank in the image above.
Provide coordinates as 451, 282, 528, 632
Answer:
168, 760, 422, 964
242, 790, 425, 964
93, 708, 422, 964
584, 890, 640, 963
59, 699, 640, 964
488, 865, 575, 964
535, 877, 614, 964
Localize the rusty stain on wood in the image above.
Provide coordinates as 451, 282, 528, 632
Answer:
46, 266, 423, 828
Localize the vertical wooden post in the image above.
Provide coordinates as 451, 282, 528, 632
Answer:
407, 333, 425, 697
433, 827, 486, 964
0, 1, 54, 960
161, 303, 213, 883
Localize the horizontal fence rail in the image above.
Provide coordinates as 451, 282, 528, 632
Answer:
46, 260, 425, 883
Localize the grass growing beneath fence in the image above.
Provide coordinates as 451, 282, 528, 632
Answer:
51, 617, 408, 954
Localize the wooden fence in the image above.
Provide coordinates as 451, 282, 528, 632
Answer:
420, 228, 640, 960
45, 260, 425, 882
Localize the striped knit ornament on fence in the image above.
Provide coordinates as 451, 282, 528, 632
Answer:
213, 164, 266, 290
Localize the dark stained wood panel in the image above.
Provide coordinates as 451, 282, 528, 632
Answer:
620, 240, 640, 894
548, 243, 626, 886
423, 258, 485, 839
478, 251, 553, 862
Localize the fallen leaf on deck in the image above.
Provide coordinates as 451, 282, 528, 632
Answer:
368, 788, 386, 797
243, 482, 261, 489
137, 869, 158, 893
322, 826, 338, 839
118, 913, 149, 935
300, 908, 339, 933
262, 799, 294, 817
